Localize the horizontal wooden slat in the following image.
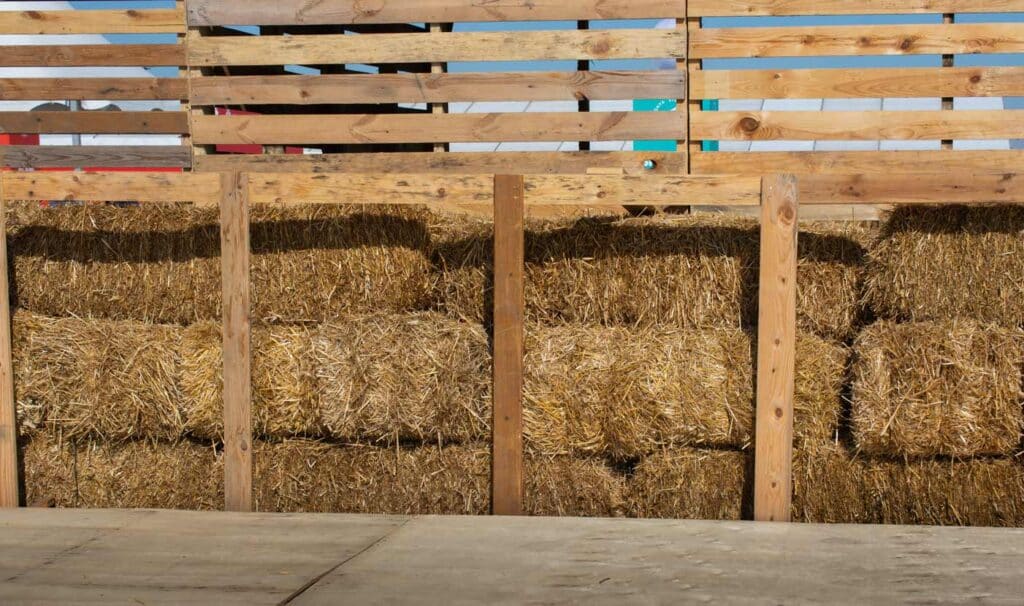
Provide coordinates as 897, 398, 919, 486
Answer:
0, 172, 220, 203
0, 112, 189, 135
690, 0, 1024, 16
0, 9, 184, 35
691, 150, 1024, 175
0, 146, 191, 170
189, 29, 686, 66
800, 173, 1024, 205
692, 110, 1024, 140
524, 175, 761, 205
0, 78, 187, 101
190, 71, 686, 105
187, 0, 682, 26
193, 151, 689, 176
692, 67, 1024, 99
691, 24, 1024, 58
192, 112, 683, 145
0, 45, 186, 68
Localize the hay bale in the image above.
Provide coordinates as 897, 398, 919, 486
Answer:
180, 322, 321, 440
625, 449, 749, 520
432, 214, 870, 341
313, 314, 491, 444
865, 205, 1024, 326
851, 320, 1024, 458
524, 326, 845, 458
792, 444, 871, 524
524, 455, 626, 518
13, 312, 184, 442
7, 203, 433, 324
21, 435, 222, 510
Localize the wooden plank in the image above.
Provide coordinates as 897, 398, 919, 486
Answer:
690, 150, 1024, 175
190, 71, 686, 105
192, 112, 683, 145
524, 175, 761, 206
800, 173, 1024, 205
492, 174, 525, 517
691, 67, 1024, 99
0, 172, 221, 203
692, 110, 1024, 140
187, 0, 683, 26
0, 146, 191, 170
188, 29, 686, 66
0, 45, 186, 68
194, 151, 691, 176
0, 9, 185, 35
754, 174, 798, 523
0, 112, 189, 135
247, 173, 494, 205
219, 172, 252, 513
0, 78, 187, 101
0, 183, 16, 509
689, 0, 1024, 16
690, 24, 1024, 58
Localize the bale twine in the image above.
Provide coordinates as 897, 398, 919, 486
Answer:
864, 205, 1024, 326
7, 203, 433, 324
432, 214, 870, 341
13, 312, 184, 442
851, 320, 1024, 458
22, 435, 222, 510
523, 326, 846, 459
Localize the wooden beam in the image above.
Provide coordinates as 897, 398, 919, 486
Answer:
0, 78, 188, 101
689, 0, 1024, 16
492, 175, 525, 517
0, 146, 191, 170
690, 150, 1024, 175
0, 111, 190, 135
0, 8, 185, 35
219, 172, 252, 513
0, 172, 220, 203
754, 174, 798, 523
0, 184, 17, 509
800, 173, 1024, 205
0, 45, 186, 68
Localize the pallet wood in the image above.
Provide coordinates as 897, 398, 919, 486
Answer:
247, 173, 493, 205
800, 173, 1024, 205
0, 8, 185, 35
0, 185, 16, 509
0, 111, 190, 135
524, 175, 760, 206
691, 67, 1024, 99
689, 0, 1024, 15
0, 172, 220, 203
220, 173, 253, 513
0, 45, 186, 68
692, 110, 1024, 141
690, 24, 1024, 58
187, 0, 684, 26
492, 175, 525, 517
0, 146, 192, 170
190, 71, 686, 105
0, 78, 188, 101
690, 150, 1024, 175
754, 174, 798, 523
192, 112, 683, 145
188, 29, 686, 66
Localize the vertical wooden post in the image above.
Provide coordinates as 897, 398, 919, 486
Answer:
0, 180, 19, 509
430, 23, 450, 153
577, 20, 591, 152
754, 174, 798, 523
941, 13, 955, 150
220, 172, 252, 512
492, 175, 524, 516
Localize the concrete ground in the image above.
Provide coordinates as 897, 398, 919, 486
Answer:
1, 509, 1022, 605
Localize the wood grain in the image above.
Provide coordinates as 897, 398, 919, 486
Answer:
524, 175, 761, 206
0, 45, 186, 68
0, 172, 221, 203
0, 187, 17, 509
0, 146, 191, 170
799, 173, 1024, 205
492, 174, 525, 517
0, 78, 187, 101
190, 71, 685, 105
219, 172, 252, 513
0, 111, 190, 135
690, 150, 1024, 175
192, 112, 682, 145
691, 67, 1024, 99
0, 8, 185, 35
689, 0, 1024, 16
691, 24, 1024, 58
692, 110, 1024, 140
754, 174, 798, 523
189, 29, 686, 66
247, 173, 493, 205
187, 0, 684, 26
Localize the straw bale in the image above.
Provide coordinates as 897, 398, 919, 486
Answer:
432, 214, 870, 341
523, 326, 845, 458
21, 435, 222, 510
313, 314, 491, 444
12, 312, 184, 442
791, 444, 871, 524
625, 449, 750, 520
865, 205, 1024, 326
851, 320, 1024, 457
7, 202, 432, 324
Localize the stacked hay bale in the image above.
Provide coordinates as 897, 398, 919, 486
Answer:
432, 213, 868, 520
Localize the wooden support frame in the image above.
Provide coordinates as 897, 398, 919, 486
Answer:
0, 182, 17, 509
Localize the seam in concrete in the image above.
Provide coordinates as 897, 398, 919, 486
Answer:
277, 516, 416, 606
